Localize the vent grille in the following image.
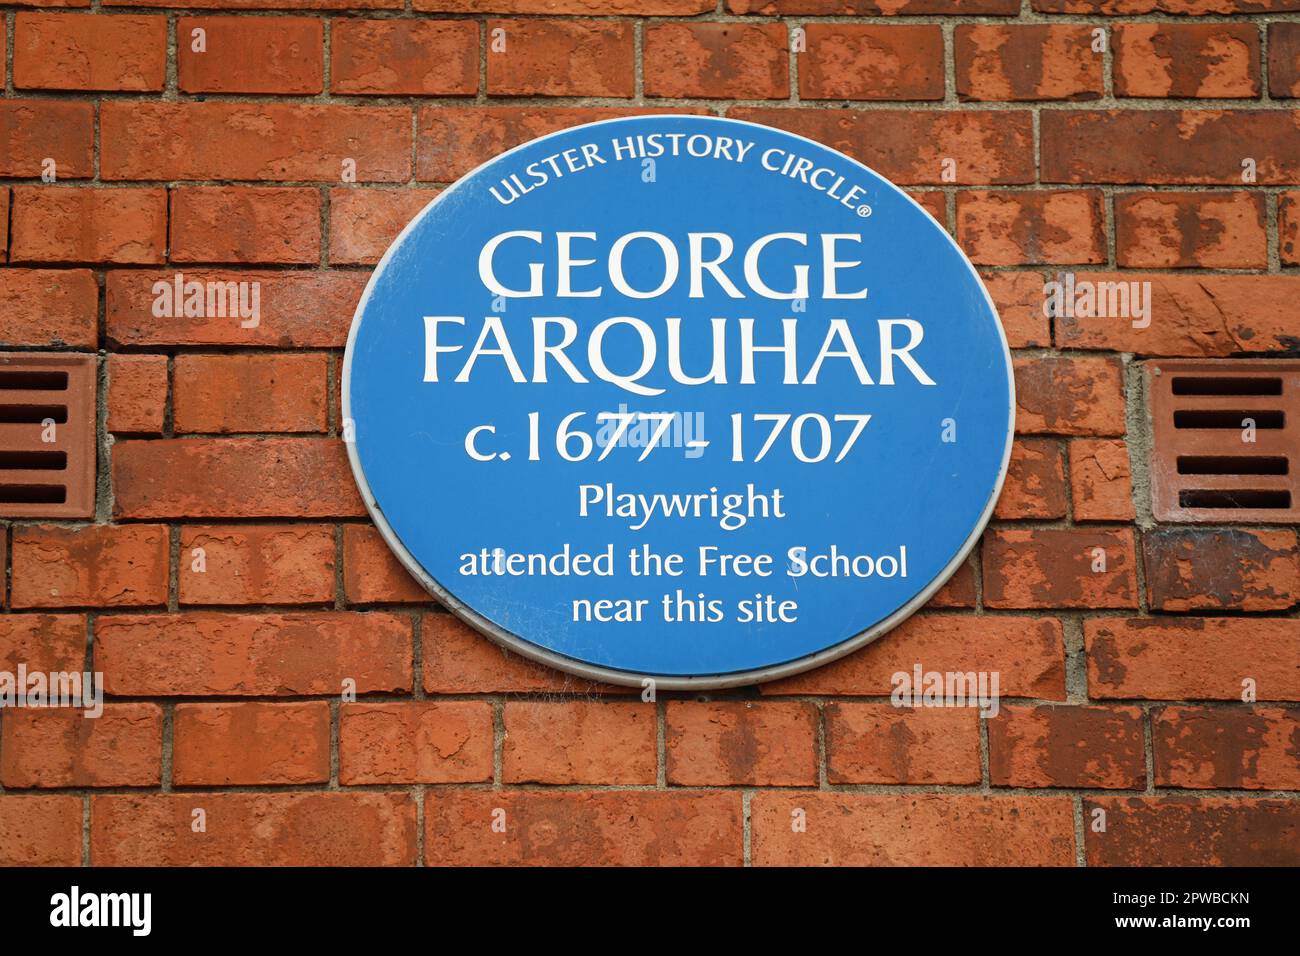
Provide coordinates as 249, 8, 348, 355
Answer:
1148, 360, 1300, 524
0, 353, 96, 518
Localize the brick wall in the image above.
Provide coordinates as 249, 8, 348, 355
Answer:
2, 0, 1299, 867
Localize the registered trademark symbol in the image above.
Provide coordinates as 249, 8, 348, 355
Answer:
857, 205, 872, 218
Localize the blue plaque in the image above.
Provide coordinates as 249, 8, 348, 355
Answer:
344, 115, 1014, 688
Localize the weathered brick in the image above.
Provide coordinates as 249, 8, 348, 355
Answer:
798, 25, 944, 101
419, 0, 711, 10
0, 100, 94, 178
1, 186, 8, 257
504, 701, 656, 784
762, 614, 1066, 698
95, 612, 412, 696
958, 190, 1105, 265
0, 796, 82, 866
752, 793, 1075, 865
1069, 439, 1134, 521
645, 23, 788, 99
1115, 191, 1266, 268
956, 25, 1102, 101
173, 702, 330, 785
109, 0, 400, 7
173, 353, 328, 433
1014, 356, 1126, 436
1281, 191, 1300, 265
178, 16, 323, 94
92, 793, 417, 866
179, 525, 336, 605
15, 13, 165, 91
332, 19, 477, 96
1042, 111, 1300, 185
342, 525, 429, 604
113, 438, 364, 519
925, 557, 978, 609
1153, 705, 1300, 790
10, 186, 166, 264
990, 704, 1144, 789
994, 438, 1067, 520
1269, 23, 1300, 97
984, 527, 1138, 609
339, 701, 493, 784
666, 701, 817, 786
102, 102, 411, 182
1086, 618, 1300, 701
106, 270, 364, 348
489, 20, 633, 97
11, 524, 169, 609
0, 269, 98, 348
170, 186, 320, 265
1114, 23, 1259, 98
107, 353, 167, 434
0, 704, 163, 788
730, 107, 1034, 185
733, 0, 1019, 11
0, 615, 86, 674
426, 791, 743, 866
825, 703, 980, 784
329, 188, 440, 265
1142, 528, 1300, 612
980, 271, 1051, 348
1085, 797, 1300, 866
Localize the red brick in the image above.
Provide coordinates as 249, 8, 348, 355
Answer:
329, 188, 439, 265
1, 186, 8, 258
417, 106, 710, 182
488, 19, 633, 97
339, 701, 493, 784
1143, 529, 1300, 613
95, 611, 412, 696
1014, 356, 1126, 436
107, 353, 167, 434
752, 793, 1074, 866
1154, 705, 1300, 790
422, 612, 632, 695
925, 557, 978, 609
426, 791, 743, 866
956, 25, 1101, 101
92, 792, 417, 866
106, 270, 364, 348
170, 186, 319, 265
0, 796, 82, 866
1043, 110, 1300, 185
762, 614, 1066, 698
734, 0, 1018, 9
102, 102, 411, 182
798, 25, 944, 101
730, 107, 1034, 185
1116, 191, 1265, 268
420, 0, 710, 10
0, 614, 86, 674
0, 704, 162, 788
666, 701, 817, 786
342, 525, 428, 604
994, 438, 1067, 520
1114, 23, 1259, 99
1087, 618, 1300, 701
179, 525, 335, 606
0, 269, 98, 347
11, 524, 168, 609
173, 702, 329, 785
1269, 23, 1300, 97
178, 16, 322, 94
1069, 439, 1134, 521
332, 19, 476, 96
172, 353, 327, 433
1038, 0, 1300, 9
984, 527, 1138, 609
108, 0, 400, 7
10, 186, 166, 264
958, 190, 1105, 265
645, 23, 789, 99
113, 438, 364, 519
825, 703, 980, 784
15, 13, 165, 91
504, 701, 655, 785
980, 272, 1050, 348
909, 190, 947, 226
1282, 191, 1300, 264
990, 704, 1144, 789
0, 100, 94, 178
1085, 797, 1300, 866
